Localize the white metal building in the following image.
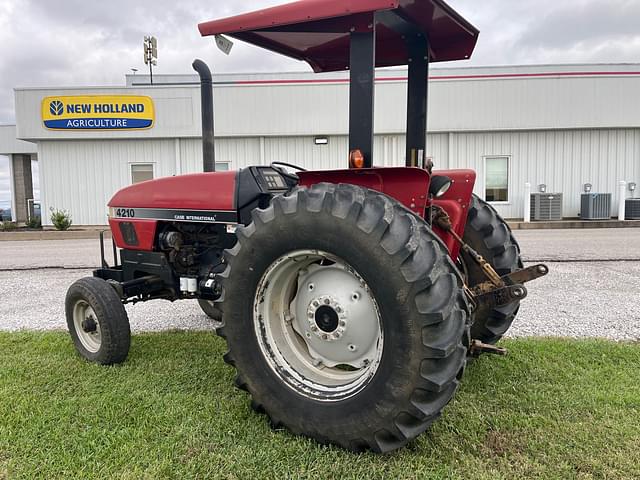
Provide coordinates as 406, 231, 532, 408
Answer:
3, 63, 640, 225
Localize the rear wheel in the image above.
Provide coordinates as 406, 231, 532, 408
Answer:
216, 183, 470, 452
65, 277, 131, 365
461, 195, 523, 344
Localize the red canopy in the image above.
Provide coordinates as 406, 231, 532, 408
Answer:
198, 0, 479, 72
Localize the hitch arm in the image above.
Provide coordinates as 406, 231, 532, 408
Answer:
431, 205, 549, 358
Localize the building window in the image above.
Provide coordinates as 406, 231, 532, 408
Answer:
215, 162, 230, 171
485, 156, 509, 202
131, 164, 154, 184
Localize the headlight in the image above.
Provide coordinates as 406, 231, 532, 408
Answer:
429, 176, 453, 198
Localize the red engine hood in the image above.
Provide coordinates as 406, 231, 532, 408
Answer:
109, 171, 237, 211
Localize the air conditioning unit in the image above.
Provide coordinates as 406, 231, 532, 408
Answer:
530, 193, 563, 221
626, 198, 640, 220
580, 193, 611, 220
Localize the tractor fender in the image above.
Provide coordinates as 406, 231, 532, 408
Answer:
298, 167, 476, 259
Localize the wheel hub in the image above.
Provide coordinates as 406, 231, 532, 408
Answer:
72, 300, 102, 354
253, 249, 384, 401
306, 295, 346, 340
293, 263, 380, 368
315, 305, 339, 333
81, 317, 97, 333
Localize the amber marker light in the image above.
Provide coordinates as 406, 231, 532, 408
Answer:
349, 149, 365, 169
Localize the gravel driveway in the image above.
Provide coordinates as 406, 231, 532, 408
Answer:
1, 229, 639, 339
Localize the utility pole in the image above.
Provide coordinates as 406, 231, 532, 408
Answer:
144, 36, 158, 84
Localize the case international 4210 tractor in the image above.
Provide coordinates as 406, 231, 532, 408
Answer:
65, 0, 548, 453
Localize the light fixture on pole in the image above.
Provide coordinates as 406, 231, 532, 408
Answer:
144, 36, 158, 84
131, 68, 138, 75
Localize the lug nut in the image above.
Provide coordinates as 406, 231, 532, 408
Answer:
351, 292, 360, 301
308, 283, 314, 291
348, 344, 357, 352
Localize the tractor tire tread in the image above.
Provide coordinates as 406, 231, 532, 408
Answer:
215, 183, 469, 453
462, 195, 523, 344
65, 276, 130, 365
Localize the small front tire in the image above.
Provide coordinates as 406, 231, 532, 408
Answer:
65, 277, 131, 365
197, 299, 223, 322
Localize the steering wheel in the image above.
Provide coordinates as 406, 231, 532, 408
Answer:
270, 162, 307, 182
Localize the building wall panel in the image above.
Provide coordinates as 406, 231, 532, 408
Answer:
16, 64, 640, 142
34, 130, 640, 225
39, 139, 176, 225
450, 129, 640, 219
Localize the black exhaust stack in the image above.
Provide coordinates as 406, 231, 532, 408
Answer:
192, 59, 215, 172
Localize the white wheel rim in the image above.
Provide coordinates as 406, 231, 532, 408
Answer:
73, 299, 102, 353
254, 249, 383, 402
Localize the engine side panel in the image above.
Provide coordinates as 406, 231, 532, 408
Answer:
108, 171, 238, 250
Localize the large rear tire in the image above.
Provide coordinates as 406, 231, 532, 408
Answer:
216, 183, 470, 452
65, 277, 131, 365
461, 195, 523, 344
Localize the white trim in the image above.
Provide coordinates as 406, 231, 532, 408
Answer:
129, 162, 156, 184
8, 154, 16, 222
259, 136, 265, 166
174, 138, 181, 175
482, 155, 512, 205
214, 162, 231, 171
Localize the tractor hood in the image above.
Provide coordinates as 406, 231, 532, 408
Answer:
198, 0, 479, 72
108, 172, 237, 211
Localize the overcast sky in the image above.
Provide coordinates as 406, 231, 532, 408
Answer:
1, 0, 639, 210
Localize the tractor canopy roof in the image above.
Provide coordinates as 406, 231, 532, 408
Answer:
198, 0, 479, 72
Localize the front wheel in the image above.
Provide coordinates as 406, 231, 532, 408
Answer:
65, 277, 131, 365
197, 299, 222, 322
216, 183, 470, 452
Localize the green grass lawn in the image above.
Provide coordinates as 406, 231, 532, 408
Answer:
1, 332, 639, 480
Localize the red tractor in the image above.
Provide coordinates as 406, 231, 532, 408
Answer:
66, 0, 547, 452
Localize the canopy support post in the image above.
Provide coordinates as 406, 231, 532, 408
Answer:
405, 34, 429, 168
348, 27, 376, 168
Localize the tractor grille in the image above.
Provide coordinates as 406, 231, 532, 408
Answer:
580, 193, 611, 220
626, 198, 640, 220
530, 193, 563, 221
